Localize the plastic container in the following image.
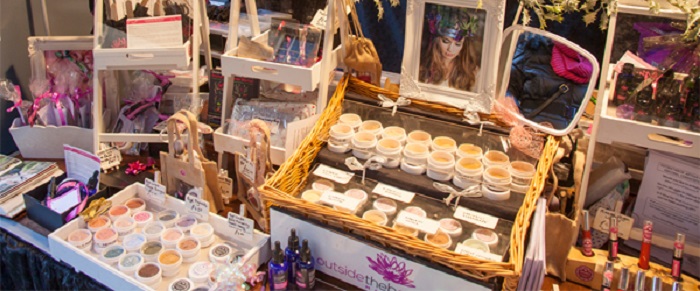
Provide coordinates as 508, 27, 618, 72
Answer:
406, 130, 432, 146
189, 261, 215, 284
118, 253, 144, 276
114, 217, 136, 240
328, 124, 354, 153
372, 198, 398, 216
311, 179, 334, 192
159, 249, 183, 277
177, 237, 201, 263
191, 223, 215, 249
143, 222, 166, 242
169, 278, 195, 291
483, 167, 512, 185
125, 198, 146, 213
404, 206, 427, 218
161, 228, 184, 249
431, 136, 457, 154
209, 243, 233, 264
401, 143, 430, 175
132, 211, 154, 228
101, 245, 126, 266
453, 157, 483, 189
481, 184, 511, 201
67, 229, 92, 251
108, 205, 131, 222
376, 138, 403, 168
381, 127, 407, 145
472, 228, 499, 248
87, 215, 111, 233
141, 241, 165, 263
510, 183, 530, 194
93, 227, 118, 253
175, 215, 198, 234
427, 151, 455, 181
456, 144, 483, 160
424, 231, 452, 249
136, 263, 162, 288
510, 161, 536, 185
338, 113, 362, 131
123, 233, 147, 253
157, 210, 180, 228
359, 120, 383, 137
392, 222, 419, 237
482, 150, 510, 168
362, 210, 388, 226
351, 131, 377, 160
301, 190, 323, 204
344, 189, 368, 207
438, 218, 463, 238
462, 238, 490, 253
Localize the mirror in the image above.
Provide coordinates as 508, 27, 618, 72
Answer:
497, 25, 599, 136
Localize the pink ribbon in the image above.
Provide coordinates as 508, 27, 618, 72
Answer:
5, 85, 21, 113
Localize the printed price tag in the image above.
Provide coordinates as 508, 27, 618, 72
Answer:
228, 212, 254, 242
372, 183, 415, 203
186, 194, 210, 221
313, 164, 354, 184
319, 191, 361, 211
97, 146, 122, 172
238, 156, 256, 182
396, 211, 439, 235
592, 208, 635, 240
144, 178, 166, 204
454, 243, 503, 262
453, 206, 499, 229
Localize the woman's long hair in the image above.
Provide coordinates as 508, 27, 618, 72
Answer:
419, 36, 480, 91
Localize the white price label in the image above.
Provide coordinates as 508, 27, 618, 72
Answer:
228, 212, 254, 242
454, 243, 503, 262
396, 211, 439, 235
453, 206, 499, 229
592, 208, 635, 240
372, 183, 415, 203
97, 146, 122, 172
238, 156, 256, 182
319, 191, 361, 211
144, 178, 166, 204
186, 194, 210, 221
313, 164, 354, 184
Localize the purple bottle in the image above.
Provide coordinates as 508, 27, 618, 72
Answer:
269, 241, 288, 291
295, 240, 316, 290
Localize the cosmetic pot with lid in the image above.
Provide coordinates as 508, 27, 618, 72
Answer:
424, 231, 452, 249
132, 210, 154, 228
456, 143, 483, 160
190, 223, 215, 248
438, 218, 463, 238
87, 215, 111, 233
427, 151, 455, 181
157, 210, 180, 228
93, 227, 118, 253
169, 278, 195, 291
301, 190, 323, 204
381, 127, 407, 145
189, 261, 215, 284
362, 210, 388, 226
108, 205, 131, 222
161, 228, 184, 249
209, 243, 233, 264
175, 214, 199, 233
159, 249, 183, 277
453, 157, 483, 189
123, 233, 147, 253
125, 198, 146, 213
359, 120, 383, 137
68, 229, 92, 251
482, 184, 511, 201
372, 198, 398, 216
101, 245, 126, 265
509, 161, 535, 185
351, 131, 378, 160
376, 138, 403, 168
483, 150, 510, 168
141, 241, 165, 262
431, 136, 457, 154
143, 221, 166, 242
338, 113, 362, 131
328, 124, 354, 153
177, 236, 202, 263
406, 130, 432, 146
114, 216, 136, 240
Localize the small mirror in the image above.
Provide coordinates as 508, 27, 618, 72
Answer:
497, 25, 599, 136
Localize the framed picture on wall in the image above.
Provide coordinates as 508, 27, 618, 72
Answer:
400, 0, 505, 114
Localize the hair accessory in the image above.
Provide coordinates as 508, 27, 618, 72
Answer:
126, 158, 155, 175
426, 5, 479, 41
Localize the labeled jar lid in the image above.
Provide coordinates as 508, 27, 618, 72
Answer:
169, 278, 195, 291
209, 243, 233, 264
189, 261, 215, 283
67, 229, 92, 251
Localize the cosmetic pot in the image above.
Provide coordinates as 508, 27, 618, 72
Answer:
376, 138, 403, 168
114, 217, 136, 240
209, 243, 233, 264
481, 184, 511, 201
359, 120, 383, 137
87, 215, 111, 233
345, 189, 369, 207
136, 263, 162, 288
141, 241, 165, 263
424, 231, 452, 249
176, 215, 199, 234
301, 190, 323, 204
406, 130, 432, 146
157, 210, 180, 228
372, 198, 398, 216
132, 211, 154, 228
338, 113, 362, 131
472, 228, 499, 248
125, 198, 146, 213
143, 222, 166, 242
159, 249, 183, 277
392, 223, 419, 237
169, 278, 195, 291
462, 238, 491, 253
401, 143, 429, 175
381, 127, 407, 145
108, 205, 130, 222
177, 236, 202, 263
161, 228, 184, 249
94, 227, 118, 253
510, 183, 530, 194
453, 157, 483, 189
101, 245, 126, 265
482, 151, 510, 168
362, 210, 388, 226
509, 161, 535, 185
68, 229, 92, 251
404, 206, 427, 218
123, 233, 147, 253
483, 167, 512, 185
431, 136, 457, 154
427, 151, 455, 181
328, 124, 354, 153
438, 218, 464, 238
190, 223, 215, 248
456, 144, 483, 160
118, 253, 144, 276
351, 131, 378, 160
189, 261, 215, 284
311, 179, 334, 192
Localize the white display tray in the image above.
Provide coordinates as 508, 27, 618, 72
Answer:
9, 118, 94, 159
93, 42, 191, 70
221, 30, 341, 92
48, 183, 271, 290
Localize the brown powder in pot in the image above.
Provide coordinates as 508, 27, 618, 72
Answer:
138, 264, 159, 277
179, 239, 198, 250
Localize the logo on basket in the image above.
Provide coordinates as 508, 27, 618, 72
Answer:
367, 254, 416, 288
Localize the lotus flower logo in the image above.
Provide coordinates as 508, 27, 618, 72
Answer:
367, 254, 416, 288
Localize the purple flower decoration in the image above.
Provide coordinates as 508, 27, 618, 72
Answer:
366, 254, 416, 288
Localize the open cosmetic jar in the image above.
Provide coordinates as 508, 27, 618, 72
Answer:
177, 237, 202, 263
141, 241, 164, 263
456, 144, 483, 160
311, 179, 334, 192
67, 229, 92, 251
189, 261, 215, 284
481, 183, 511, 201
125, 198, 146, 213
118, 253, 144, 276
94, 227, 118, 253
462, 238, 491, 253
404, 206, 427, 218
143, 222, 166, 242
301, 190, 323, 204
406, 130, 432, 146
338, 113, 362, 131
453, 157, 483, 189
87, 215, 111, 233
176, 215, 199, 233
431, 136, 457, 154
328, 124, 354, 153
191, 223, 215, 248
114, 217, 136, 240
159, 249, 183, 277
483, 151, 510, 168
362, 210, 388, 226
123, 233, 147, 253
136, 263, 162, 288
132, 211, 154, 228
427, 151, 456, 181
108, 205, 130, 222
401, 143, 429, 175
345, 189, 368, 207
392, 223, 419, 237
351, 131, 378, 160
438, 218, 464, 238
157, 210, 180, 228
510, 161, 536, 186
376, 138, 403, 168
472, 228, 499, 248
372, 198, 398, 217
424, 231, 453, 249
161, 228, 184, 249
359, 120, 383, 137
381, 127, 407, 145
101, 245, 126, 265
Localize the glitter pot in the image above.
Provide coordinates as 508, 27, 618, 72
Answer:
161, 228, 184, 249
175, 215, 199, 233
438, 218, 463, 238
190, 223, 215, 248
101, 245, 126, 265
67, 229, 92, 251
157, 210, 180, 228
123, 233, 147, 253
159, 249, 183, 277
176, 236, 201, 263
140, 241, 164, 263
125, 198, 146, 213
114, 217, 136, 240
108, 205, 131, 222
472, 228, 499, 248
372, 198, 398, 216
424, 231, 452, 249
87, 215, 111, 233
118, 253, 144, 276
404, 206, 427, 218
132, 211, 154, 228
93, 227, 118, 253
143, 222, 166, 242
311, 179, 334, 192
136, 263, 162, 288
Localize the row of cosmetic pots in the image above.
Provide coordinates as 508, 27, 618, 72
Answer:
65, 198, 245, 291
328, 114, 537, 201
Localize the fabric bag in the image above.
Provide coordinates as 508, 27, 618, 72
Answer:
234, 119, 274, 230
343, 3, 382, 86
160, 110, 224, 213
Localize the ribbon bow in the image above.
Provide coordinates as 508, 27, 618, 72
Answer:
79, 198, 112, 222
462, 110, 494, 136
125, 158, 155, 175
345, 156, 386, 184
378, 94, 411, 116
434, 182, 481, 208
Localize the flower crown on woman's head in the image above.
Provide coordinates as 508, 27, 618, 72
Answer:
426, 5, 479, 42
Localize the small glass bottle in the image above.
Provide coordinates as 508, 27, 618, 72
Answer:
295, 240, 316, 290
658, 83, 683, 128
268, 241, 288, 291
634, 83, 655, 123
614, 63, 636, 106
286, 229, 301, 286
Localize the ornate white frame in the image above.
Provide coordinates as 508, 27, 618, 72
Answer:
399, 0, 505, 114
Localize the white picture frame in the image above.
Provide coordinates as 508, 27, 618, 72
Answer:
400, 0, 505, 114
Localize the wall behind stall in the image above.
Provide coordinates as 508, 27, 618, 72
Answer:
0, 0, 92, 155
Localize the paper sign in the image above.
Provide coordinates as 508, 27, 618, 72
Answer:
238, 156, 256, 182
63, 145, 101, 184
97, 146, 122, 172
127, 15, 183, 48
228, 212, 254, 242
320, 191, 361, 211
186, 194, 210, 221
48, 189, 81, 214
454, 243, 503, 262
372, 183, 415, 203
313, 164, 354, 184
396, 211, 439, 235
145, 178, 166, 204
218, 175, 233, 200
453, 206, 499, 229
592, 208, 634, 240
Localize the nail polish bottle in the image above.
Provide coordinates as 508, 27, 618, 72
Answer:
286, 229, 301, 285
638, 220, 653, 270
581, 210, 594, 257
269, 241, 288, 291
296, 240, 316, 290
607, 215, 619, 262
671, 233, 685, 282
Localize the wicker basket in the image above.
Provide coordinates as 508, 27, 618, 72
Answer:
260, 75, 560, 290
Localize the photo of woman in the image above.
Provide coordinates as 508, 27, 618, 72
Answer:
418, 4, 486, 93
